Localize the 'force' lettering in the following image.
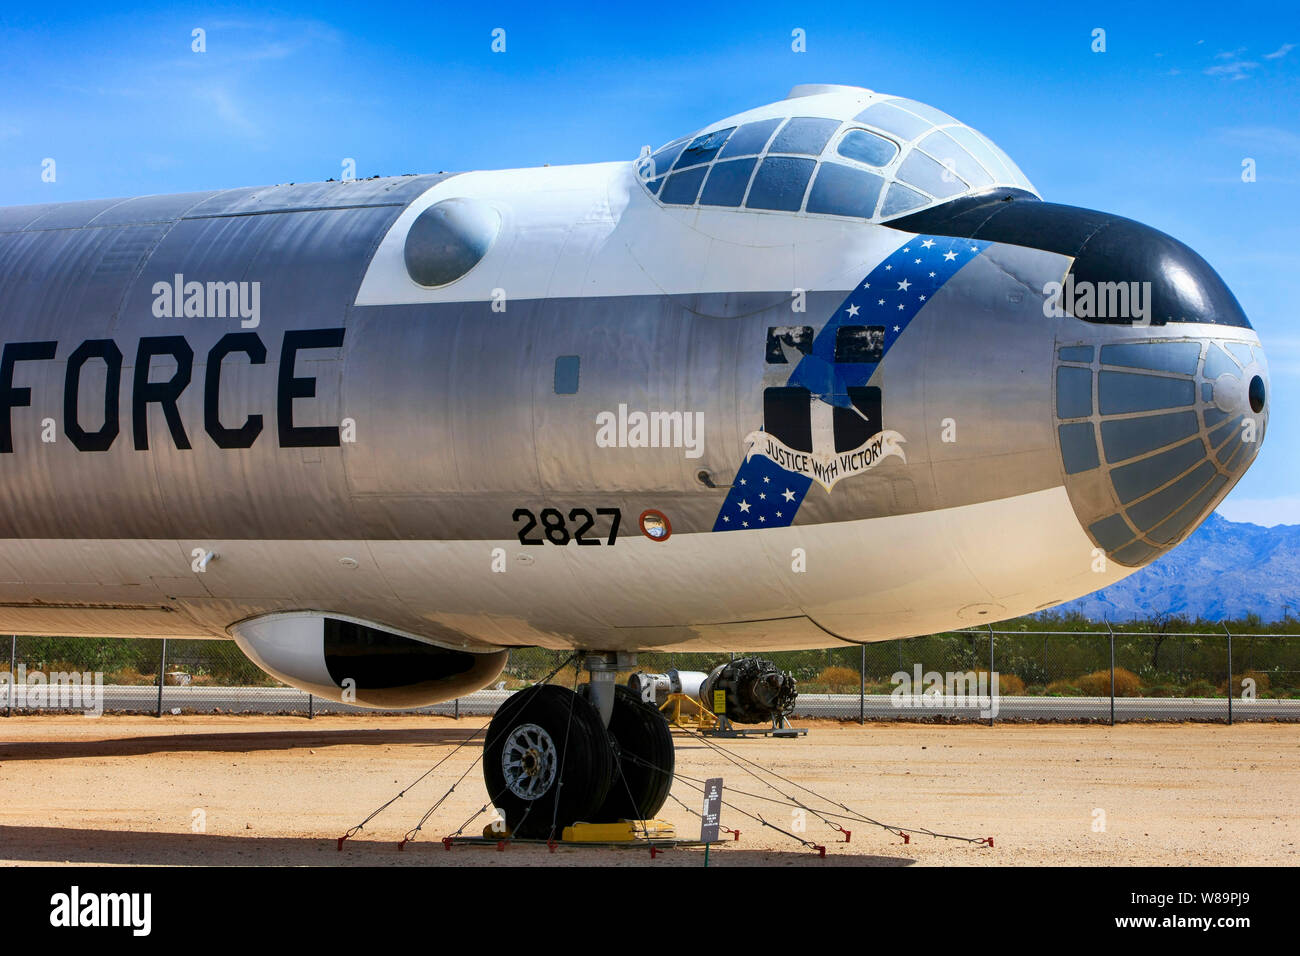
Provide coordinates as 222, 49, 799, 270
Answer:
0, 330, 344, 454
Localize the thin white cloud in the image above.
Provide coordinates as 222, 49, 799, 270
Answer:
1205, 42, 1294, 79
1205, 59, 1260, 80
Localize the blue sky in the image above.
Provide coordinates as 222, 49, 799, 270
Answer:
1, 1, 1297, 523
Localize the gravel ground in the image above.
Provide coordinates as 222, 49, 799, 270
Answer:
0, 715, 1295, 867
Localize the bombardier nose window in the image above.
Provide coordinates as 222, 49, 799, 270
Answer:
638, 96, 1037, 221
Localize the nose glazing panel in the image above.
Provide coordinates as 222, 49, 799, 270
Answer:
1054, 337, 1267, 567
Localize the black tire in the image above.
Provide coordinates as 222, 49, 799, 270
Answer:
483, 684, 614, 839
585, 684, 676, 822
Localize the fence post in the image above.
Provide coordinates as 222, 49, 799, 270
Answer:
859, 643, 865, 725
988, 625, 995, 727
5, 634, 14, 717
1106, 622, 1115, 726
308, 693, 314, 719
156, 638, 167, 717
1223, 623, 1233, 725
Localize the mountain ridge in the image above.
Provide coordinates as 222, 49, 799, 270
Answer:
1052, 513, 1300, 623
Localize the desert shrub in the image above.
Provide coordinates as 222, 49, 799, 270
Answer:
1077, 668, 1141, 696
981, 671, 1025, 695
1112, 668, 1142, 696
1184, 679, 1216, 697
817, 666, 861, 693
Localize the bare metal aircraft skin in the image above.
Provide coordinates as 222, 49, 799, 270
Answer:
0, 85, 1267, 706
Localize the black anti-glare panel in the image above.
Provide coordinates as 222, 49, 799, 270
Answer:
889, 194, 1251, 328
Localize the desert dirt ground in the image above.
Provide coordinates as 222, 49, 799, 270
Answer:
0, 714, 1295, 867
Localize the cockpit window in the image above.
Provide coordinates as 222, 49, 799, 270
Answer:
718, 118, 783, 159
700, 157, 758, 207
806, 163, 884, 218
645, 138, 688, 184
885, 97, 959, 127
661, 165, 709, 204
917, 130, 993, 188
747, 157, 816, 211
853, 102, 931, 140
898, 149, 966, 198
674, 127, 735, 170
639, 93, 1037, 220
880, 182, 928, 217
768, 117, 841, 155
940, 126, 1003, 178
837, 129, 898, 167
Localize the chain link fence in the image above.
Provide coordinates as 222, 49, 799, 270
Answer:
2, 629, 1297, 722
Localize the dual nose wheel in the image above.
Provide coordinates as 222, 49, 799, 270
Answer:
482, 683, 675, 838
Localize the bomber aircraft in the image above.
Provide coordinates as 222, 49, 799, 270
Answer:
0, 85, 1268, 833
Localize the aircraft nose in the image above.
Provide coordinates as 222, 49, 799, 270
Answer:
887, 193, 1268, 567
1054, 311, 1268, 569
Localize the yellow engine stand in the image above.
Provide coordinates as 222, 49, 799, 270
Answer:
657, 692, 719, 730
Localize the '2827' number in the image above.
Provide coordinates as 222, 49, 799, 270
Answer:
513, 507, 621, 546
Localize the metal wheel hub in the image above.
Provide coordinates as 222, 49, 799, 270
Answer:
500, 723, 559, 800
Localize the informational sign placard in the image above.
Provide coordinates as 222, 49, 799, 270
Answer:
700, 776, 723, 843
713, 689, 726, 714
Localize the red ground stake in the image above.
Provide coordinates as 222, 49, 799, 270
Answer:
442, 837, 453, 851
901, 832, 910, 844
814, 844, 826, 858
